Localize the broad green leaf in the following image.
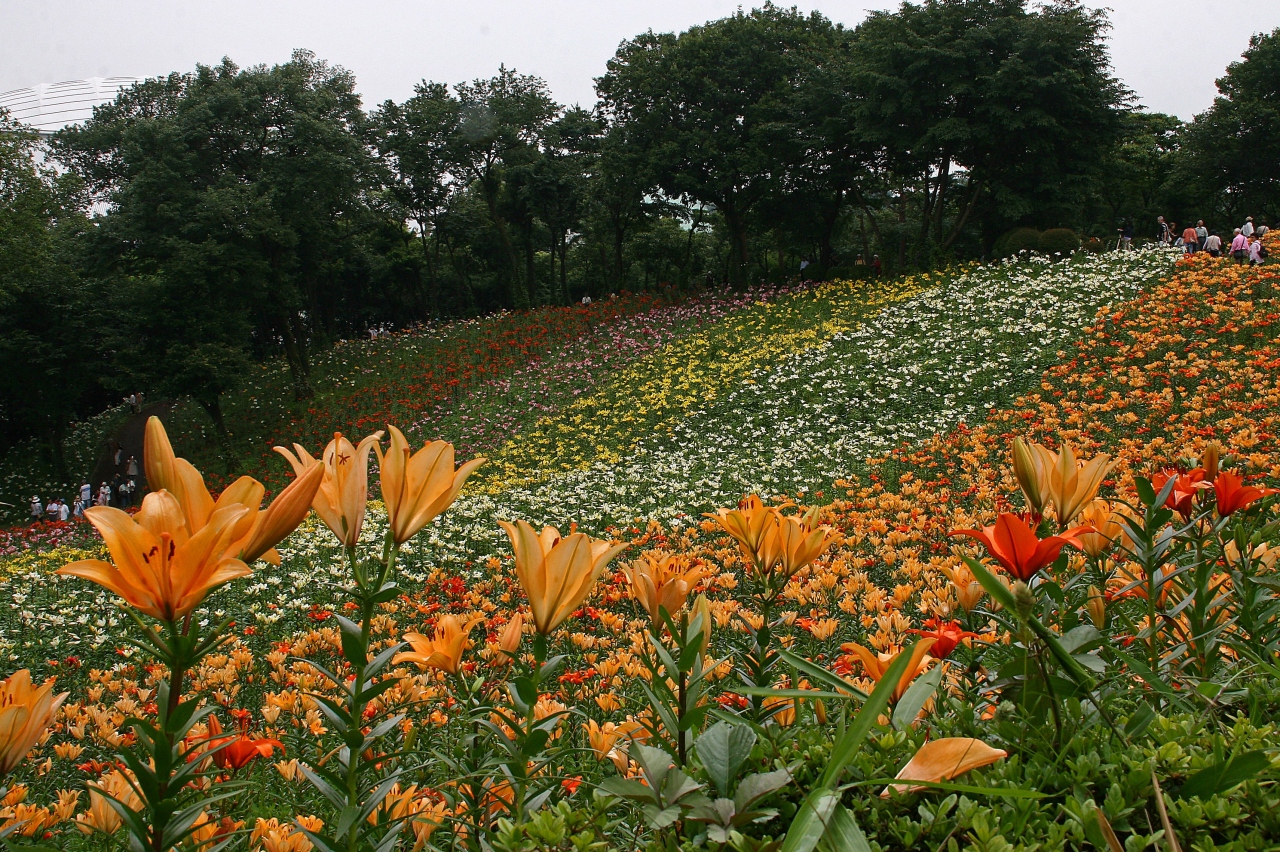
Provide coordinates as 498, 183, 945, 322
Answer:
1178, 751, 1271, 800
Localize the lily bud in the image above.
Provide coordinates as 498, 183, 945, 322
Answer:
1012, 581, 1036, 621
814, 698, 828, 725
498, 612, 524, 658
1201, 442, 1222, 481
690, 594, 712, 654
1086, 586, 1106, 629
1011, 438, 1046, 515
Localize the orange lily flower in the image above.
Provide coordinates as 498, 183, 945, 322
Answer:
374, 425, 486, 544
704, 494, 778, 565
202, 714, 284, 772
769, 506, 839, 580
840, 639, 936, 703
57, 491, 251, 622
1151, 468, 1209, 517
881, 738, 1007, 797
276, 431, 383, 547
144, 417, 323, 564
950, 513, 1091, 582
1213, 471, 1279, 516
495, 612, 524, 661
908, 620, 977, 659
76, 770, 141, 835
1042, 443, 1111, 527
1075, 499, 1124, 558
395, 614, 484, 675
498, 520, 628, 635
622, 552, 711, 624
940, 562, 985, 613
0, 670, 68, 776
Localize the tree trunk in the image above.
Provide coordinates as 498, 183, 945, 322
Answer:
481, 185, 524, 308
941, 176, 985, 252
723, 205, 750, 287
525, 233, 537, 307
197, 395, 235, 474
559, 231, 569, 304
819, 189, 843, 271
280, 315, 314, 401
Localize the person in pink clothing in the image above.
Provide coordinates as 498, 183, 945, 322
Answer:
1230, 229, 1249, 264
1249, 237, 1265, 265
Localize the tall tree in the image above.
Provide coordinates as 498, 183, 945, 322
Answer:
848, 0, 1125, 261
1177, 27, 1280, 226
450, 67, 559, 308
55, 51, 374, 411
0, 110, 100, 470
597, 4, 845, 285
375, 82, 463, 313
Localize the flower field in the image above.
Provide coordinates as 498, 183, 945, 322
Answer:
3, 243, 1280, 851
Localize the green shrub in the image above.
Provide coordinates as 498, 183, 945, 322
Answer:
1040, 227, 1082, 255
993, 227, 1042, 258
1083, 236, 1105, 253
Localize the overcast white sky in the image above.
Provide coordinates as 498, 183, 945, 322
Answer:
3, 1, 1278, 120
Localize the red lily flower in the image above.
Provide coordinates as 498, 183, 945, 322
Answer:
201, 713, 284, 771
1213, 471, 1279, 516
908, 619, 978, 658
950, 513, 1092, 582
1151, 469, 1209, 517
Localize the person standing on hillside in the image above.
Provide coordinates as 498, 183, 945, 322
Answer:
1242, 216, 1255, 238
29, 495, 42, 523
1182, 224, 1198, 254
126, 455, 139, 479
79, 481, 91, 508
1196, 220, 1208, 248
1156, 216, 1171, 245
1249, 236, 1266, 265
1231, 229, 1249, 264
1204, 232, 1222, 257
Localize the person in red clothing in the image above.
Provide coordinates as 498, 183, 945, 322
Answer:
1182, 224, 1199, 254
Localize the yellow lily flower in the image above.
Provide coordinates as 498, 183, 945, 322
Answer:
395, 614, 484, 675
0, 670, 68, 777
1010, 437, 1051, 515
498, 520, 628, 635
57, 491, 251, 622
374, 425, 485, 544
76, 770, 141, 835
941, 562, 985, 613
275, 431, 383, 547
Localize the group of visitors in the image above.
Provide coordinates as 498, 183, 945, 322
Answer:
1157, 215, 1269, 264
28, 450, 142, 524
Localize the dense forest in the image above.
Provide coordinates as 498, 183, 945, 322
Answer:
1, 1, 1278, 472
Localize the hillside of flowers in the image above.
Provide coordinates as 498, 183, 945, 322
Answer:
2, 242, 1280, 851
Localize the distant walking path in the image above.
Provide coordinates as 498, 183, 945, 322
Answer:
91, 402, 174, 494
